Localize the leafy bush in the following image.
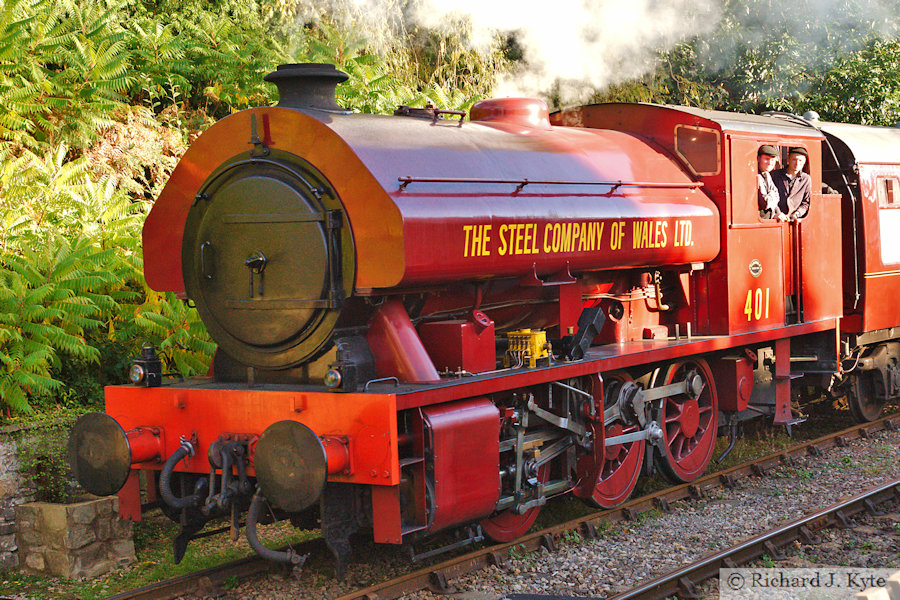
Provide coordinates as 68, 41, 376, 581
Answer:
0, 145, 215, 414
281, 16, 509, 113
0, 240, 117, 413
15, 412, 82, 503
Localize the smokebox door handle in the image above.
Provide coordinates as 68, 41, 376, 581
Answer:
200, 241, 214, 281
245, 250, 268, 297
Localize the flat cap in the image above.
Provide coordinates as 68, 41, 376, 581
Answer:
758, 145, 778, 157
788, 146, 808, 157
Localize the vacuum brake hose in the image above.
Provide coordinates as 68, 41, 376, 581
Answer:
246, 492, 305, 565
159, 441, 204, 509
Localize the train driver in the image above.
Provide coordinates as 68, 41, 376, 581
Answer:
757, 145, 780, 220
771, 147, 811, 221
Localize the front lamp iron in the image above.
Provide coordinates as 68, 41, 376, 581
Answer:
130, 344, 162, 387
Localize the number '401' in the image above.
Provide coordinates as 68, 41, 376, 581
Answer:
744, 287, 770, 321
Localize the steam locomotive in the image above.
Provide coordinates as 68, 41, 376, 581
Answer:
69, 63, 900, 574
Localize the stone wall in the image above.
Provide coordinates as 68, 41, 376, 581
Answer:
0, 425, 34, 571
1, 422, 135, 578
15, 497, 134, 579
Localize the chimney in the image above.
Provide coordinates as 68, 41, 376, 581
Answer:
264, 63, 349, 112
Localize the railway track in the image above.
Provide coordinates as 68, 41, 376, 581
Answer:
106, 412, 899, 600
607, 477, 900, 600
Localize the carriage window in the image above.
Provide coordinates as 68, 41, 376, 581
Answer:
674, 125, 721, 176
877, 177, 900, 206
878, 177, 900, 264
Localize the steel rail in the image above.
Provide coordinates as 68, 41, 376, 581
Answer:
103, 538, 323, 600
607, 477, 900, 600
105, 411, 899, 600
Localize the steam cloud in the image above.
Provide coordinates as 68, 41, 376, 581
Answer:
409, 0, 721, 99
296, 0, 900, 102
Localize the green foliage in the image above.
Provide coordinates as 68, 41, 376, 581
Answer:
0, 0, 135, 149
802, 38, 900, 125
3, 0, 898, 420
0, 240, 118, 413
16, 412, 82, 502
127, 21, 192, 112
0, 0, 277, 151
282, 18, 507, 114
593, 43, 727, 108
0, 238, 216, 414
592, 0, 900, 122
1, 0, 514, 418
0, 145, 214, 414
131, 291, 216, 377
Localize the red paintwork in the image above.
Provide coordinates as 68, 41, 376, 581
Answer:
143, 108, 404, 293
572, 373, 644, 508
555, 104, 842, 336
421, 399, 500, 532
774, 338, 793, 424
391, 317, 839, 411
145, 106, 720, 297
126, 428, 163, 464
798, 195, 843, 322
106, 318, 838, 529
848, 164, 900, 332
322, 436, 350, 474
105, 385, 399, 486
120, 87, 900, 551
480, 463, 549, 542
371, 485, 403, 544
658, 359, 718, 482
470, 98, 552, 129
118, 471, 141, 522
418, 316, 496, 373
709, 356, 754, 412
367, 300, 440, 382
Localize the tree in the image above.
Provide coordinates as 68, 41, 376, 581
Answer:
802, 38, 900, 125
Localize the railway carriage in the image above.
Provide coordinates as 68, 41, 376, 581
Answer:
68, 63, 900, 574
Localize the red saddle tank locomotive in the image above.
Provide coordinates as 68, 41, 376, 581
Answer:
69, 63, 900, 573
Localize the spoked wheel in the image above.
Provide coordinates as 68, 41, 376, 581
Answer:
480, 464, 549, 542
846, 373, 884, 422
653, 359, 719, 483
576, 372, 645, 508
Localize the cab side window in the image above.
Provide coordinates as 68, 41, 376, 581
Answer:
675, 125, 721, 176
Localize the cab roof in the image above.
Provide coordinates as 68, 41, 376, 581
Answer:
658, 105, 824, 139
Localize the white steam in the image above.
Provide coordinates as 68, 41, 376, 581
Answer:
294, 0, 900, 102
294, 0, 720, 100
410, 0, 721, 98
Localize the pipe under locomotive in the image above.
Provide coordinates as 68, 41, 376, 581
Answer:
68, 63, 897, 573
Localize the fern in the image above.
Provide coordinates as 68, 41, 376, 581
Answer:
0, 234, 130, 412
131, 291, 215, 377
0, 0, 135, 149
